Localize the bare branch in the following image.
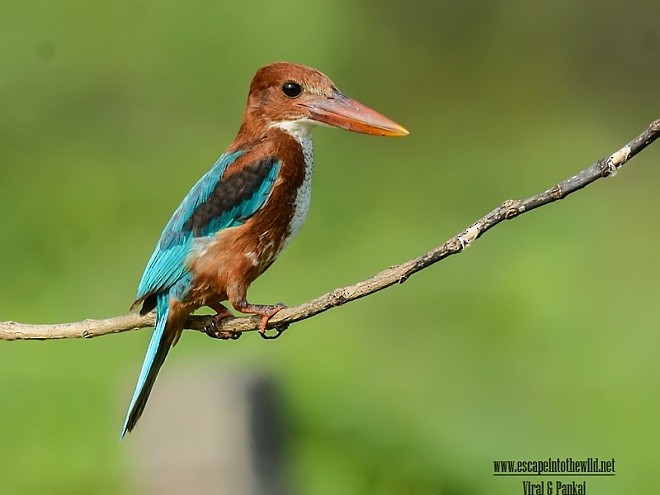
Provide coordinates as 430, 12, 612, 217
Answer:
2, 119, 658, 341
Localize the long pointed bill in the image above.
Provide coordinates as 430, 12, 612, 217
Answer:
302, 90, 409, 137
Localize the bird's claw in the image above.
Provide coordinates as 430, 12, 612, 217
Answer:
259, 322, 289, 340
204, 314, 241, 340
256, 303, 287, 340
205, 303, 286, 340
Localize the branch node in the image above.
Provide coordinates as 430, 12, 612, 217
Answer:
331, 289, 349, 306
502, 200, 524, 219
605, 145, 631, 175
549, 184, 563, 199
457, 224, 480, 249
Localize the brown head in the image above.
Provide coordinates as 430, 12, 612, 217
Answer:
237, 62, 408, 141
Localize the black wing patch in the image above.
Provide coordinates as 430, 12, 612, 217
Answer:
182, 156, 279, 237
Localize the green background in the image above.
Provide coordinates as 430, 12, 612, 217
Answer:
1, 1, 658, 493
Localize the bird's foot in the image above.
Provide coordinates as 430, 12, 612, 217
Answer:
239, 302, 287, 339
204, 306, 241, 340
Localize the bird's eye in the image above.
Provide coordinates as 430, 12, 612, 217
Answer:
282, 82, 302, 98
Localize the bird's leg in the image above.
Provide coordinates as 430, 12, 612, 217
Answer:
227, 284, 287, 339
204, 302, 241, 340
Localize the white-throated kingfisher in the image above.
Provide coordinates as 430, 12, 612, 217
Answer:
121, 62, 408, 437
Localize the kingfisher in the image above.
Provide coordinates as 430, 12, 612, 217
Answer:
121, 62, 408, 437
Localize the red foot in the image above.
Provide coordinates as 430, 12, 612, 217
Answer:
237, 303, 287, 339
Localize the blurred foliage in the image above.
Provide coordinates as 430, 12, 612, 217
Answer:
1, 0, 659, 493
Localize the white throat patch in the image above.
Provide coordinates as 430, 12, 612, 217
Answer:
270, 120, 315, 251
270, 119, 316, 139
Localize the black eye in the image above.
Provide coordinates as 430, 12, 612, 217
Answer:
282, 82, 302, 98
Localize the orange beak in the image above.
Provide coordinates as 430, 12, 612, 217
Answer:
302, 90, 409, 137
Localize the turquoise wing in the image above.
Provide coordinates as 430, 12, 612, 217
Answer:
134, 150, 280, 304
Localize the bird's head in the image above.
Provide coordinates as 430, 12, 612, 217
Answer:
239, 62, 409, 140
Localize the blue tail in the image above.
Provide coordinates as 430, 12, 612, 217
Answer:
121, 293, 173, 439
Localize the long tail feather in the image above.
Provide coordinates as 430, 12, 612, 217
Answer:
121, 293, 174, 439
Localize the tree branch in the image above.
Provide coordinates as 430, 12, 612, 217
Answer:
2, 119, 659, 341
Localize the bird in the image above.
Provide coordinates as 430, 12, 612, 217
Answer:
121, 61, 408, 437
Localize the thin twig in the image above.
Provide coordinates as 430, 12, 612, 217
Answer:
1, 119, 658, 341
